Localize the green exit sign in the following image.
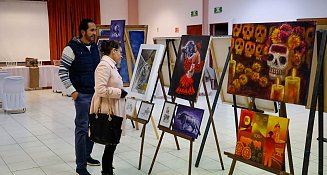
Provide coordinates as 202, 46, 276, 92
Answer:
214, 7, 222, 14
191, 10, 198, 17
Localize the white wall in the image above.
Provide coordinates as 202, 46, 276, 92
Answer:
209, 0, 327, 35
100, 0, 128, 25
139, 0, 202, 43
0, 1, 50, 62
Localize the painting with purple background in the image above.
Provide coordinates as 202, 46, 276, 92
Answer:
172, 104, 204, 139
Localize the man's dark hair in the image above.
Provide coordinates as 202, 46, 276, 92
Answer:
100, 40, 121, 56
79, 19, 94, 38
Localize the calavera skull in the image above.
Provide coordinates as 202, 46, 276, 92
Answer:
244, 41, 255, 58
267, 44, 289, 81
233, 24, 242, 37
255, 25, 267, 43
235, 38, 244, 55
255, 44, 265, 60
242, 24, 254, 40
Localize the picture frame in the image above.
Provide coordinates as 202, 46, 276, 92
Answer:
168, 35, 211, 102
96, 24, 148, 86
137, 101, 155, 123
158, 101, 177, 128
126, 25, 148, 62
125, 97, 137, 117
172, 104, 204, 140
227, 21, 316, 106
128, 44, 165, 101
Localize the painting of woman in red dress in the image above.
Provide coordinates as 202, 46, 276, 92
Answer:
169, 35, 210, 102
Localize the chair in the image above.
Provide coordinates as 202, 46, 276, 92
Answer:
0, 71, 10, 103
2, 76, 26, 113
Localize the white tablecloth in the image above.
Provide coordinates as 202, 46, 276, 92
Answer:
2, 66, 29, 89
2, 65, 57, 89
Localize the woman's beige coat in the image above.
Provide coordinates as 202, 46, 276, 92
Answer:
90, 55, 126, 135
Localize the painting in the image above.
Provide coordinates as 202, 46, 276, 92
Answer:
129, 44, 165, 101
168, 35, 211, 102
96, 24, 148, 86
153, 37, 181, 86
172, 104, 204, 140
125, 98, 137, 117
137, 101, 154, 122
126, 25, 148, 63
158, 101, 177, 128
235, 109, 289, 170
227, 21, 316, 106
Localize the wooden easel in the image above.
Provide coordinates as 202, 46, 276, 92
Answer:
148, 38, 225, 175
302, 30, 327, 175
225, 97, 294, 175
126, 114, 150, 170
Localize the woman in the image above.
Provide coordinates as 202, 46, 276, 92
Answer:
90, 40, 128, 175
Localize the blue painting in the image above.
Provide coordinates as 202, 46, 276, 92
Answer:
172, 104, 204, 139
129, 31, 145, 62
100, 29, 110, 36
109, 20, 129, 83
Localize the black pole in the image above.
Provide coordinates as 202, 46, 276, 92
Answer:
302, 30, 327, 175
195, 48, 231, 167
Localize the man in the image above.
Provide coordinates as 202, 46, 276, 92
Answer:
59, 19, 100, 175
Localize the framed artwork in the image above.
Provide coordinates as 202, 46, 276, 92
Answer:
137, 101, 154, 122
126, 25, 148, 63
153, 37, 181, 86
235, 109, 289, 170
125, 98, 137, 117
129, 44, 165, 101
168, 35, 211, 102
228, 21, 316, 106
158, 101, 177, 128
172, 104, 204, 140
96, 25, 148, 86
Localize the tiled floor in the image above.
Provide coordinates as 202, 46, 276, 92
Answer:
0, 89, 326, 175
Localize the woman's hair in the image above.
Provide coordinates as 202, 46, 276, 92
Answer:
100, 40, 121, 55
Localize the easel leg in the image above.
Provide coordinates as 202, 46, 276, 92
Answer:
138, 124, 146, 170
203, 80, 224, 170
174, 135, 180, 150
148, 131, 165, 174
130, 120, 135, 128
232, 95, 239, 137
318, 66, 324, 175
189, 141, 193, 175
228, 159, 237, 175
150, 116, 159, 139
302, 31, 327, 175
280, 103, 294, 174
134, 109, 139, 130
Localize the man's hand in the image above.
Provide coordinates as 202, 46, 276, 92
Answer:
71, 91, 79, 101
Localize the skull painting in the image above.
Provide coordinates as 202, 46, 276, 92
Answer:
233, 24, 242, 37
255, 44, 265, 60
255, 25, 267, 43
235, 38, 245, 55
267, 44, 289, 81
244, 41, 255, 58
242, 24, 254, 40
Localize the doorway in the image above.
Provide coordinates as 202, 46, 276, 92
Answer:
187, 24, 202, 35
210, 23, 228, 36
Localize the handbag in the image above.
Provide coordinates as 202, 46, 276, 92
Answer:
89, 98, 123, 145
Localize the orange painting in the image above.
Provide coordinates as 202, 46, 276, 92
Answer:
228, 21, 316, 106
235, 110, 289, 170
